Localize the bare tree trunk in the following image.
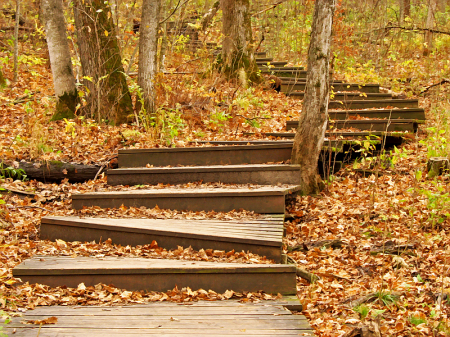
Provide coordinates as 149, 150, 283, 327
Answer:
424, 0, 437, 55
399, 0, 411, 23
0, 68, 6, 88
73, 0, 133, 125
41, 0, 78, 120
13, 0, 20, 83
291, 0, 335, 195
138, 0, 161, 116
220, 0, 259, 83
201, 0, 220, 31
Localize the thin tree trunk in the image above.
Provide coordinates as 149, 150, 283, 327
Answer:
201, 0, 220, 31
13, 0, 20, 83
220, 0, 259, 83
424, 0, 437, 55
41, 0, 78, 120
0, 68, 6, 88
138, 0, 161, 116
399, 0, 411, 23
74, 0, 133, 125
291, 0, 335, 195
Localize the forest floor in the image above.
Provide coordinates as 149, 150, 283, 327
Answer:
1, 46, 450, 337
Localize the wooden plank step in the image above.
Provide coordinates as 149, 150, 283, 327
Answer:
5, 300, 313, 336
41, 216, 285, 261
286, 119, 418, 132
108, 164, 303, 186
71, 185, 301, 213
118, 143, 347, 169
119, 144, 294, 167
253, 131, 404, 144
255, 57, 273, 62
281, 82, 380, 93
255, 51, 267, 57
279, 77, 341, 82
261, 68, 307, 78
328, 99, 419, 109
257, 61, 288, 67
329, 108, 425, 120
287, 92, 392, 100
13, 256, 297, 295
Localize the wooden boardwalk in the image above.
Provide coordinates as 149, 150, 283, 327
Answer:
41, 215, 286, 261
13, 256, 297, 294
4, 300, 314, 336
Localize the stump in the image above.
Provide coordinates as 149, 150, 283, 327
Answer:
427, 157, 450, 178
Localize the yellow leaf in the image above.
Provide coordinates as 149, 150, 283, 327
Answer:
104, 30, 109, 37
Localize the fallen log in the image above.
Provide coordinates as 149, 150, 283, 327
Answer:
2, 160, 118, 183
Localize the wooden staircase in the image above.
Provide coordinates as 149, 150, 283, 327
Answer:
12, 49, 425, 335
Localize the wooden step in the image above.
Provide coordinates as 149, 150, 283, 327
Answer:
252, 131, 405, 145
286, 119, 418, 132
329, 108, 425, 120
262, 68, 307, 78
279, 77, 341, 82
328, 99, 419, 109
13, 256, 297, 294
281, 82, 380, 93
287, 92, 392, 101
255, 51, 267, 58
71, 185, 301, 213
108, 164, 302, 186
118, 144, 294, 167
255, 57, 273, 63
41, 216, 285, 262
5, 300, 313, 336
118, 143, 348, 169
257, 61, 288, 67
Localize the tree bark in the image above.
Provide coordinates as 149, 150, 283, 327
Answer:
424, 0, 437, 55
0, 68, 6, 88
13, 0, 20, 83
138, 0, 161, 116
41, 0, 78, 121
220, 0, 259, 83
73, 0, 133, 125
399, 0, 411, 24
291, 0, 335, 195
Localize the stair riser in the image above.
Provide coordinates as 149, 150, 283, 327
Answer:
288, 93, 392, 100
286, 121, 417, 132
119, 147, 293, 167
329, 110, 425, 120
108, 170, 302, 186
16, 272, 297, 295
262, 71, 307, 78
328, 100, 418, 109
281, 83, 380, 93
72, 194, 290, 214
40, 223, 282, 262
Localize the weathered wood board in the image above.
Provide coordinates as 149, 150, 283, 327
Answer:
286, 119, 419, 132
328, 98, 419, 109
4, 300, 313, 336
287, 92, 392, 100
108, 164, 303, 186
328, 108, 425, 121
40, 216, 285, 261
13, 256, 298, 294
281, 82, 380, 93
71, 185, 301, 214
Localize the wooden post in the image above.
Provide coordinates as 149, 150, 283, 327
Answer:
427, 157, 450, 178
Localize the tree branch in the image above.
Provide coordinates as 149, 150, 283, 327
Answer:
419, 78, 450, 95
252, 0, 289, 17
159, 0, 191, 25
382, 25, 450, 36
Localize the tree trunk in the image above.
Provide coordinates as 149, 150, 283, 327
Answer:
13, 0, 20, 83
41, 0, 78, 121
399, 0, 411, 23
220, 0, 259, 83
73, 0, 133, 125
138, 0, 161, 116
424, 0, 437, 55
0, 68, 6, 88
291, 0, 335, 195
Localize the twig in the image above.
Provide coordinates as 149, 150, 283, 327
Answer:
175, 57, 203, 71
93, 164, 105, 181
419, 78, 450, 95
375, 25, 450, 36
8, 205, 48, 211
252, 0, 289, 17
160, 0, 191, 25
